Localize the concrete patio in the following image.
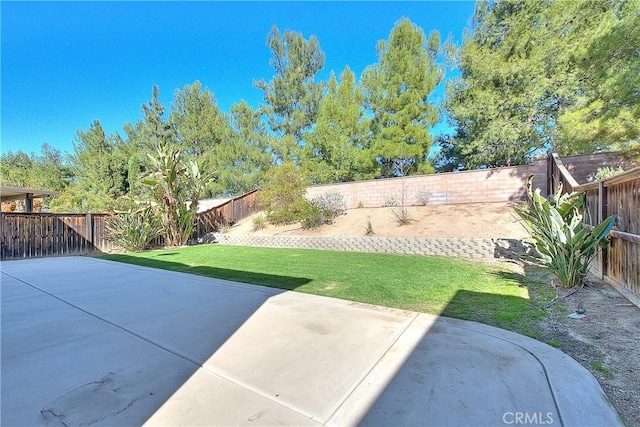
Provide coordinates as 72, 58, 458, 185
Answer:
1, 256, 622, 426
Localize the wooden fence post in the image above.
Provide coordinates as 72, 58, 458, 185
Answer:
547, 155, 552, 196
599, 181, 608, 280
86, 213, 93, 253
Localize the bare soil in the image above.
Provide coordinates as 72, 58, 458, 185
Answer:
226, 202, 639, 425
229, 202, 530, 239
532, 272, 640, 427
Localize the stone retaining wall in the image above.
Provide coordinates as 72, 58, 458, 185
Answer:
207, 234, 534, 261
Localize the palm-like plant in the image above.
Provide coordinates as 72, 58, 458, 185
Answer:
515, 176, 615, 289
143, 140, 215, 247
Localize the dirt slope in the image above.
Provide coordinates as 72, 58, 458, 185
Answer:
228, 201, 529, 239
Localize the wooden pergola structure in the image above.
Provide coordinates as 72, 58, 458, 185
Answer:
0, 186, 59, 212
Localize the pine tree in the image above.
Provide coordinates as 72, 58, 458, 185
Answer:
362, 18, 443, 177
441, 0, 639, 170
303, 67, 375, 183
254, 25, 325, 162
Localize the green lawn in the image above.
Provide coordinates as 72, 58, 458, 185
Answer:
101, 245, 548, 335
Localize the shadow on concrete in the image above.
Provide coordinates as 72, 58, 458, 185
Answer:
1, 256, 312, 425
350, 289, 555, 426
2, 257, 619, 426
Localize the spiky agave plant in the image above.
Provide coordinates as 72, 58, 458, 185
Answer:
514, 176, 615, 289
105, 205, 164, 252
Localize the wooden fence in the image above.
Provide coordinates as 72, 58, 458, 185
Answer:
197, 190, 260, 234
0, 213, 119, 260
548, 153, 580, 194
0, 190, 261, 260
550, 154, 640, 306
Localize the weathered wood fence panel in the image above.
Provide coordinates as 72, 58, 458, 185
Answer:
568, 164, 640, 307
0, 190, 261, 260
197, 190, 260, 234
0, 213, 114, 260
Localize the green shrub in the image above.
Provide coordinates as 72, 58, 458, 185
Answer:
301, 192, 347, 230
105, 207, 164, 252
219, 220, 231, 234
514, 176, 615, 289
252, 214, 267, 232
301, 201, 333, 230
259, 162, 309, 225
142, 140, 214, 247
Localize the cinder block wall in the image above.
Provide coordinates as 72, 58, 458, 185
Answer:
209, 234, 534, 261
306, 161, 547, 208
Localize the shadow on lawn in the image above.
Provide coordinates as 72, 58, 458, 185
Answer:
102, 253, 312, 290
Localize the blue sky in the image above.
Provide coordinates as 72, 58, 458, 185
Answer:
1, 1, 476, 156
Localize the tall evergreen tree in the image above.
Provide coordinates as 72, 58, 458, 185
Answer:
554, 0, 640, 156
303, 67, 375, 183
69, 120, 129, 200
217, 100, 273, 195
254, 25, 325, 162
440, 0, 639, 170
0, 145, 71, 192
122, 86, 176, 198
49, 121, 129, 212
0, 151, 36, 189
362, 18, 443, 177
170, 80, 230, 158
440, 0, 549, 170
0, 145, 72, 211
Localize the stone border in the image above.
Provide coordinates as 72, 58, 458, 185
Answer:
205, 233, 534, 261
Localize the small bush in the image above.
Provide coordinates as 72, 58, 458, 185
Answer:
301, 201, 334, 229
364, 217, 374, 235
392, 205, 411, 225
312, 191, 346, 217
415, 190, 431, 206
105, 207, 163, 252
219, 221, 231, 234
252, 214, 267, 232
383, 195, 398, 207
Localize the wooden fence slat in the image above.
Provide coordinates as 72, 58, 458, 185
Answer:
195, 190, 260, 235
